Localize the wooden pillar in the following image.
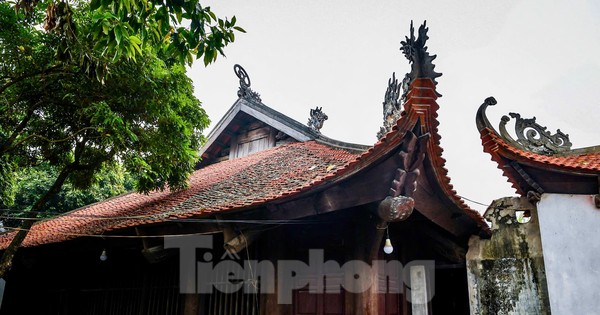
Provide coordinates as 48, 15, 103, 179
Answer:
260, 227, 288, 315
183, 294, 200, 315
353, 211, 385, 315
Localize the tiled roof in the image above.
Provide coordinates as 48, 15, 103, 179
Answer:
0, 141, 360, 248
0, 78, 490, 248
480, 128, 600, 195
476, 98, 600, 196
482, 131, 600, 172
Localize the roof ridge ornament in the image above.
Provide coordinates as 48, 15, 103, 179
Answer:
400, 20, 442, 97
307, 106, 328, 133
377, 21, 441, 139
476, 97, 572, 155
377, 72, 403, 139
234, 64, 262, 102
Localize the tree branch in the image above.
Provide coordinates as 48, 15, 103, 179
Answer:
5, 127, 99, 154
0, 65, 74, 95
0, 102, 40, 155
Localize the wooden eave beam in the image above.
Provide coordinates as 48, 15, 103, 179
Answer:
517, 163, 599, 195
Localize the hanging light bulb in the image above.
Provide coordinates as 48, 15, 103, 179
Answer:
383, 227, 394, 254
99, 249, 108, 261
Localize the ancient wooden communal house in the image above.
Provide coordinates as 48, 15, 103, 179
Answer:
0, 23, 488, 315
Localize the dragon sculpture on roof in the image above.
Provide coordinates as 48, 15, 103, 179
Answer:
400, 20, 442, 97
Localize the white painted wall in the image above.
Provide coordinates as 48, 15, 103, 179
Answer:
537, 194, 600, 315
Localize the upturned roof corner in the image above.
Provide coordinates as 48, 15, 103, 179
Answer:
476, 96, 572, 155
476, 96, 600, 198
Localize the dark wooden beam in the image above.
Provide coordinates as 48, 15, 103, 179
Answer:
522, 165, 599, 195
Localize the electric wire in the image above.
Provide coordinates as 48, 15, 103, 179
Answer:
0, 192, 493, 219
2, 226, 217, 238
457, 195, 490, 207
0, 195, 493, 240
0, 215, 331, 225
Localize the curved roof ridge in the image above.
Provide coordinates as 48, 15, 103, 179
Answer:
402, 79, 488, 232
476, 97, 600, 196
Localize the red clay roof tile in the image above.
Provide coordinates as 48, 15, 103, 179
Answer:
0, 79, 490, 248
483, 130, 600, 172
0, 141, 359, 248
480, 128, 600, 195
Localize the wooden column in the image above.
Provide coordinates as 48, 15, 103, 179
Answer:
353, 210, 385, 315
260, 227, 289, 315
183, 294, 200, 315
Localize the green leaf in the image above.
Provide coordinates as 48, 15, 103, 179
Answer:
129, 35, 142, 45
174, 6, 183, 23
114, 25, 123, 45
130, 38, 142, 56
203, 48, 215, 66
123, 0, 131, 13
208, 11, 216, 21
90, 0, 101, 10
102, 21, 110, 35
233, 26, 246, 33
186, 51, 193, 66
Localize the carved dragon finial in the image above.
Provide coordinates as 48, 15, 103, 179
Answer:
377, 72, 403, 139
234, 64, 262, 102
307, 106, 328, 133
500, 113, 572, 154
400, 21, 442, 97
476, 96, 572, 155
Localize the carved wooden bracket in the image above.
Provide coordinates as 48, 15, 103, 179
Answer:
377, 131, 430, 223
527, 191, 542, 204
511, 161, 545, 198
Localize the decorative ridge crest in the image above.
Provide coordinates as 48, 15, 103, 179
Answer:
234, 64, 262, 102
307, 106, 328, 133
400, 20, 442, 97
476, 97, 572, 155
377, 72, 403, 139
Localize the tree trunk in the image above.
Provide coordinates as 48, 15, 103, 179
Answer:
0, 166, 72, 277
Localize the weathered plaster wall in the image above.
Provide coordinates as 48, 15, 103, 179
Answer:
537, 194, 600, 315
466, 197, 550, 315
